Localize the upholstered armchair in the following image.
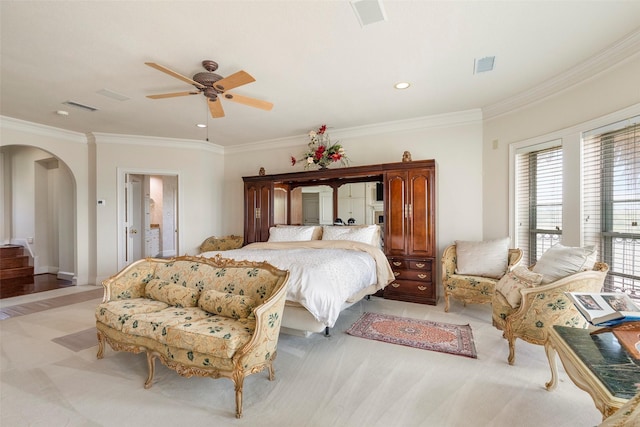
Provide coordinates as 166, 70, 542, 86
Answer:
492, 262, 609, 365
442, 243, 523, 312
199, 235, 244, 253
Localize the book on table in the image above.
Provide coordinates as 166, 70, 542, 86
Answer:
565, 291, 640, 327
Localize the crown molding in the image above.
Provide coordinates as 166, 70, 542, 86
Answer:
0, 115, 87, 144
89, 132, 224, 154
225, 109, 482, 154
483, 28, 640, 120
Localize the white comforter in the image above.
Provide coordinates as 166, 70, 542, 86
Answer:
200, 240, 394, 327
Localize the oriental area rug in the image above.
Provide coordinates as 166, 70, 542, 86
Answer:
346, 312, 477, 359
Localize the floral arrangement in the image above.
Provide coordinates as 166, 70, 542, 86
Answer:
291, 124, 348, 170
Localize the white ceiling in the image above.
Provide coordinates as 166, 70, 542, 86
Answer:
2, 1, 640, 147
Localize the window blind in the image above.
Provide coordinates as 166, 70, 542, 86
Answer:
516, 144, 562, 265
583, 118, 640, 298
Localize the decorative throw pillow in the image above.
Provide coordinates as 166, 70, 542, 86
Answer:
145, 280, 199, 307
276, 225, 323, 240
198, 289, 256, 319
454, 237, 511, 279
496, 266, 544, 308
532, 244, 597, 284
322, 225, 381, 247
268, 226, 315, 242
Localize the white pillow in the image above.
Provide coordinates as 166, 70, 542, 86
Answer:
267, 226, 315, 242
322, 225, 380, 247
532, 243, 597, 284
454, 237, 511, 279
496, 266, 543, 308
276, 224, 323, 240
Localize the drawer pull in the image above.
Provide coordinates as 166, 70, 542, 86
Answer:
393, 262, 402, 266
418, 286, 427, 291
394, 272, 400, 277
391, 283, 400, 288
418, 274, 427, 279
416, 263, 425, 268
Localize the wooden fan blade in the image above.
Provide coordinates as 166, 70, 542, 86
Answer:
208, 97, 225, 118
224, 93, 273, 111
145, 62, 205, 89
147, 91, 200, 99
213, 70, 255, 91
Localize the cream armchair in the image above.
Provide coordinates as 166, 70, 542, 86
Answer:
492, 262, 609, 365
442, 244, 523, 312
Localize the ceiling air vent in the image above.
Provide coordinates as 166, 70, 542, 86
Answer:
351, 0, 387, 27
96, 88, 130, 101
62, 100, 98, 112
474, 56, 495, 74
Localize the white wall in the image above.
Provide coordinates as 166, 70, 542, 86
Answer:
0, 118, 89, 285
482, 54, 640, 246
222, 110, 484, 258
92, 133, 225, 283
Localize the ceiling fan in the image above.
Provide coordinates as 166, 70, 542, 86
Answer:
145, 60, 273, 118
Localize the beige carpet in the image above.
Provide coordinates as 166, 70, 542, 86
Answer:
0, 288, 604, 426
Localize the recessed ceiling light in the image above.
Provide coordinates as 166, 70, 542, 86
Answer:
394, 82, 410, 90
196, 123, 207, 128
56, 110, 69, 116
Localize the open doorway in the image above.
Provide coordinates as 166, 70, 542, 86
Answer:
119, 171, 178, 269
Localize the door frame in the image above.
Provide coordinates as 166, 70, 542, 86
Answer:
117, 168, 181, 270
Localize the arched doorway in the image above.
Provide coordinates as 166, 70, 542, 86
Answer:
0, 145, 76, 284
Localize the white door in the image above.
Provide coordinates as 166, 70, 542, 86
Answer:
120, 172, 179, 269
124, 174, 143, 266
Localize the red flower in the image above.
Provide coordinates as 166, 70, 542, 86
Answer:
315, 145, 326, 160
318, 124, 327, 134
291, 156, 297, 166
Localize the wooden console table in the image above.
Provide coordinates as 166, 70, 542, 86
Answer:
544, 325, 640, 419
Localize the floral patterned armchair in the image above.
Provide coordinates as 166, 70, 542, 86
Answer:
492, 262, 609, 365
442, 244, 523, 312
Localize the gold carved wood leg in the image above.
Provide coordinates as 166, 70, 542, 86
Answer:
544, 342, 558, 391
234, 374, 244, 419
96, 330, 105, 359
144, 352, 156, 389
444, 292, 450, 312
507, 335, 516, 365
267, 362, 275, 381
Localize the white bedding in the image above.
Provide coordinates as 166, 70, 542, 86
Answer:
200, 240, 394, 328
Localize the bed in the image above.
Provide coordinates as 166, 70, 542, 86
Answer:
199, 226, 394, 336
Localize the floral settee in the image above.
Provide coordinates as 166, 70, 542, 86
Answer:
199, 234, 244, 252
95, 255, 289, 418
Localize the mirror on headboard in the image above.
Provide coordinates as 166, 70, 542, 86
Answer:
292, 182, 383, 226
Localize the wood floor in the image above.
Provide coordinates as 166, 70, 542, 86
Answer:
0, 274, 74, 299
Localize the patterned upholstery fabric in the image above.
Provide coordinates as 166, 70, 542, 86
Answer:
442, 244, 523, 312
199, 235, 244, 253
95, 255, 290, 418
492, 262, 609, 365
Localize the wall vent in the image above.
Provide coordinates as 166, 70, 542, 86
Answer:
62, 100, 98, 112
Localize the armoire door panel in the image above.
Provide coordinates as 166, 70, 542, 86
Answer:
385, 173, 407, 255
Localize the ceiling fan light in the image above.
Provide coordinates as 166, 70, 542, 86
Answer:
394, 82, 410, 89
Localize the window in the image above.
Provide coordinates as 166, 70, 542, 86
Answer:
583, 118, 640, 298
515, 144, 563, 266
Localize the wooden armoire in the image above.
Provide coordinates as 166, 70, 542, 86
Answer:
242, 159, 437, 305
